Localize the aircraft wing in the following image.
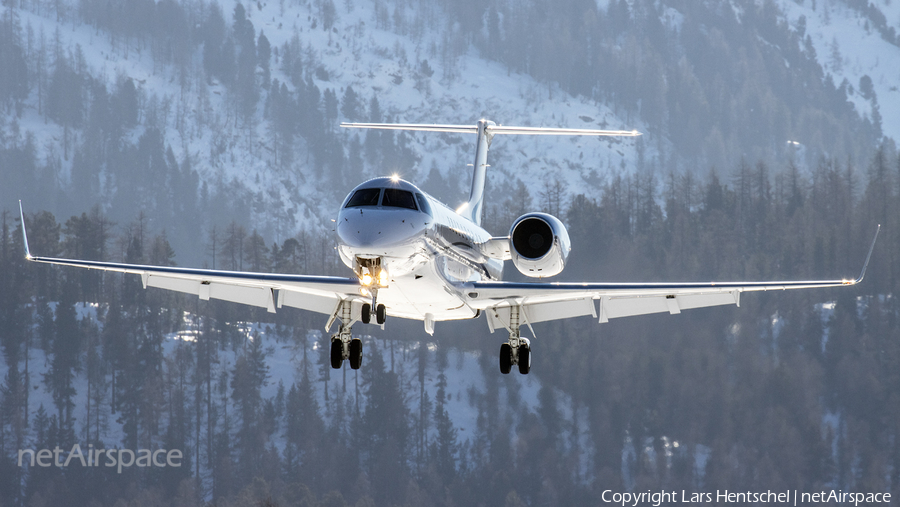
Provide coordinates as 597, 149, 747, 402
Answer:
19, 203, 362, 319
461, 226, 879, 331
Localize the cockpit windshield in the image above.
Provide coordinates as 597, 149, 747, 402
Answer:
345, 188, 381, 207
344, 187, 423, 211
382, 189, 418, 210
415, 193, 432, 216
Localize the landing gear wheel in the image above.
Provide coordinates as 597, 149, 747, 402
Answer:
361, 303, 371, 324
330, 340, 343, 369
376, 304, 386, 325
517, 345, 531, 374
499, 343, 512, 374
349, 339, 363, 370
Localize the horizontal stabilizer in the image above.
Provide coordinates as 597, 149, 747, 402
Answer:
487, 125, 640, 136
342, 123, 478, 133
341, 122, 641, 137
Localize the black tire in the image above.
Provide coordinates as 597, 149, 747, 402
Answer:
349, 339, 363, 370
376, 304, 386, 324
361, 303, 371, 324
330, 340, 343, 369
517, 345, 531, 375
499, 343, 512, 374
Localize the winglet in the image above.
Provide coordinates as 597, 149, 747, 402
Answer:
18, 200, 33, 260
854, 224, 880, 284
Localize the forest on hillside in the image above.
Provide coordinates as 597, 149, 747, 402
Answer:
1, 141, 899, 506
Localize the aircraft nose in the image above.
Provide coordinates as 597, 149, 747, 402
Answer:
337, 209, 424, 249
341, 227, 392, 248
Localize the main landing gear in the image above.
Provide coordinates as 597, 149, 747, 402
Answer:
329, 300, 387, 370
331, 336, 363, 370
498, 305, 531, 375
329, 299, 359, 370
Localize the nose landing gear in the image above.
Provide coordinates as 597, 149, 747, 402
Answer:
361, 303, 387, 325
356, 257, 388, 326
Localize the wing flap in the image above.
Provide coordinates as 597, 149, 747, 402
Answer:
525, 298, 596, 324
676, 292, 739, 311
280, 290, 345, 315
603, 296, 671, 319
141, 270, 366, 316
600, 292, 738, 321
146, 275, 201, 295
487, 297, 596, 331
207, 284, 273, 311
147, 275, 276, 312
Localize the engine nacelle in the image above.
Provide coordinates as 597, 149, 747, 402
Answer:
509, 213, 571, 277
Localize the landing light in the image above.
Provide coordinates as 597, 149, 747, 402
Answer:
378, 269, 389, 285
361, 273, 373, 286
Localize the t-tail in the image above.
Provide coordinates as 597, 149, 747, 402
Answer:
341, 120, 641, 225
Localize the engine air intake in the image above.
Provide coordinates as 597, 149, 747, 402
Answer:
512, 218, 554, 259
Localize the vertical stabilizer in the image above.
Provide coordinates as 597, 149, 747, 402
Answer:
465, 119, 494, 226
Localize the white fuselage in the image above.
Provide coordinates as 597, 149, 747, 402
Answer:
335, 177, 503, 322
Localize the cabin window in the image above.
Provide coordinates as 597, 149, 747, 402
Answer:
345, 188, 381, 207
382, 189, 418, 210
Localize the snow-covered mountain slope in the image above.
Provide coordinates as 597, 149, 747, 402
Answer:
8, 0, 644, 239
5, 0, 899, 244
778, 0, 900, 141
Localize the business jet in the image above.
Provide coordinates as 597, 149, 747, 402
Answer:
19, 120, 879, 374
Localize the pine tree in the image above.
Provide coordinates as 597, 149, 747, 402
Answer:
231, 332, 269, 483
323, 88, 338, 127
258, 32, 271, 89
0, 14, 29, 111
221, 221, 247, 271
362, 342, 410, 506
431, 371, 457, 484
340, 86, 361, 122
44, 276, 82, 431
46, 53, 82, 160
283, 360, 324, 482
244, 230, 270, 273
